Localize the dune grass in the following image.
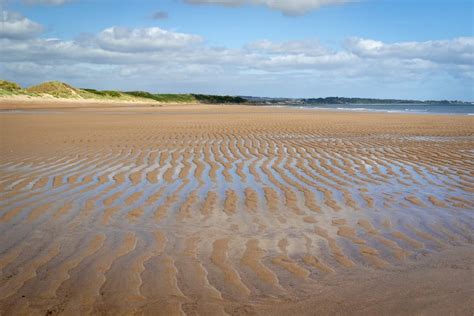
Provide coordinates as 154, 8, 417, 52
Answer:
124, 91, 246, 103
26, 81, 80, 98
1, 79, 248, 104
0, 80, 22, 92
124, 91, 196, 103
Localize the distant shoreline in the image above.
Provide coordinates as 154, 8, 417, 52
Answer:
1, 79, 472, 115
262, 103, 474, 116
1, 79, 472, 107
1, 98, 473, 116
245, 97, 473, 106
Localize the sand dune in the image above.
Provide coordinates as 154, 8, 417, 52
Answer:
0, 103, 473, 315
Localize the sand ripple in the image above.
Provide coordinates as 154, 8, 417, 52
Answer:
1, 106, 473, 314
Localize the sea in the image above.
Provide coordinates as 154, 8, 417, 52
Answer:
293, 103, 474, 115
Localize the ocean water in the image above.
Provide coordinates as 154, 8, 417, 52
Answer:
294, 103, 474, 115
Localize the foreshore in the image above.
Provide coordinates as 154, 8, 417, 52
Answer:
0, 100, 473, 315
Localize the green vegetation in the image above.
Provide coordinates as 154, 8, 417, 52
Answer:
26, 81, 80, 98
247, 96, 471, 105
4, 78, 467, 105
0, 79, 249, 104
0, 80, 22, 92
192, 94, 246, 104
124, 91, 246, 104
302, 97, 472, 105
83, 88, 122, 98
124, 91, 196, 103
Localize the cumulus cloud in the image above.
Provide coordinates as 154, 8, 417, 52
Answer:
184, 0, 350, 15
95, 26, 202, 53
346, 37, 474, 65
246, 39, 329, 55
0, 23, 472, 99
1, 26, 472, 74
0, 10, 43, 39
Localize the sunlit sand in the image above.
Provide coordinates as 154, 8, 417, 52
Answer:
0, 102, 473, 315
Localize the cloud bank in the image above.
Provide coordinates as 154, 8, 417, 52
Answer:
0, 11, 472, 99
346, 37, 474, 65
95, 27, 202, 53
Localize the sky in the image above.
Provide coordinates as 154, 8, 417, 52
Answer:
0, 0, 473, 100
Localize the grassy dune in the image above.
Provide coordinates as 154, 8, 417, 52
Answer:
0, 79, 247, 104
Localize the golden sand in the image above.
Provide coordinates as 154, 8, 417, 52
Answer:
0, 101, 473, 315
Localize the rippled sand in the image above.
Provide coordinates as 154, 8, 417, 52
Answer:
1, 103, 473, 315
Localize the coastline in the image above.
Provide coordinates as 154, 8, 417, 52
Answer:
0, 95, 186, 109
1, 96, 473, 115
259, 103, 474, 116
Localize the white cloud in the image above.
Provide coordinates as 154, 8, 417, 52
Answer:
245, 39, 329, 55
346, 37, 474, 65
1, 24, 472, 73
256, 51, 356, 70
95, 26, 203, 53
0, 22, 472, 99
184, 0, 350, 15
0, 10, 43, 39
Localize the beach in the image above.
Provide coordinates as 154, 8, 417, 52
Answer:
0, 101, 473, 315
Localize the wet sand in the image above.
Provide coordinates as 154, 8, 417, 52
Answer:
0, 101, 473, 315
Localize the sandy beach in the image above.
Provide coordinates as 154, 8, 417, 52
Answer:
0, 101, 473, 315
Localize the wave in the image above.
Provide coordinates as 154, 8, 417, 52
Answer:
265, 104, 473, 115
322, 106, 428, 114
290, 105, 472, 115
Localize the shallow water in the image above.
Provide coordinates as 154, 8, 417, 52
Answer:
295, 103, 474, 115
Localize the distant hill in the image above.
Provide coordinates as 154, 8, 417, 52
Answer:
303, 97, 470, 105
244, 96, 472, 105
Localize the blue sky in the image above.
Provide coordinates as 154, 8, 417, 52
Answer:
1, 0, 473, 100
